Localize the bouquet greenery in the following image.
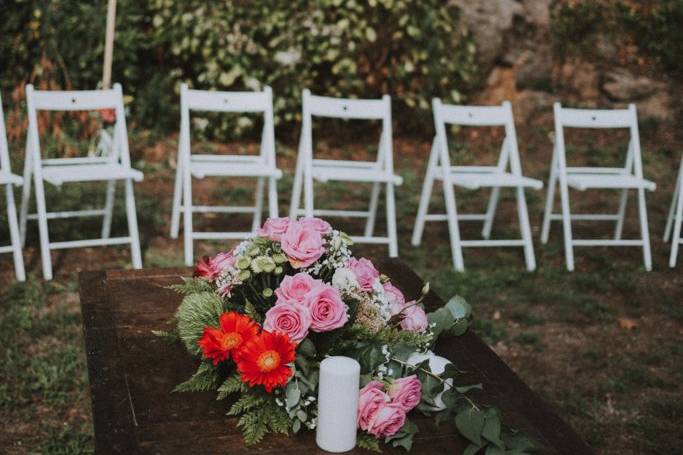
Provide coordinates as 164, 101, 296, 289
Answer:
157, 217, 534, 453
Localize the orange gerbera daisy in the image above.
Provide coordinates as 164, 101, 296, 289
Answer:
198, 312, 260, 365
235, 331, 296, 392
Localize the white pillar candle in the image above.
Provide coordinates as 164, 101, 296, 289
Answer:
316, 356, 360, 453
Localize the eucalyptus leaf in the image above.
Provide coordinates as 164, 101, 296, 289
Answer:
455, 408, 486, 446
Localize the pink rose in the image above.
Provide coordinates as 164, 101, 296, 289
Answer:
387, 375, 422, 412
280, 221, 325, 268
358, 381, 389, 432
275, 272, 321, 306
213, 251, 236, 270
400, 302, 428, 332
347, 258, 379, 291
383, 283, 406, 315
263, 302, 311, 343
307, 285, 348, 332
366, 403, 407, 438
258, 217, 291, 241
299, 217, 332, 234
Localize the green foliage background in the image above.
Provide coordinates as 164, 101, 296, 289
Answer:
0, 0, 477, 133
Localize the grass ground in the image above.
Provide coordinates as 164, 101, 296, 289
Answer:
0, 115, 681, 454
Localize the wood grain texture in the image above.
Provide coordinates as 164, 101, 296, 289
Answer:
79, 259, 593, 454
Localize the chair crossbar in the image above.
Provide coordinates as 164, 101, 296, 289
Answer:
49, 236, 132, 250
307, 94, 387, 120
31, 88, 120, 111
349, 235, 390, 244
572, 239, 643, 247
424, 214, 488, 221
186, 205, 258, 214
460, 239, 526, 247
27, 209, 108, 220
556, 107, 633, 129
566, 173, 655, 191
192, 232, 254, 240
312, 168, 403, 185
184, 89, 270, 113
42, 157, 112, 165
298, 209, 372, 218
190, 162, 282, 179
0, 245, 15, 254
192, 155, 263, 163
438, 104, 510, 126
41, 164, 144, 186
549, 213, 621, 221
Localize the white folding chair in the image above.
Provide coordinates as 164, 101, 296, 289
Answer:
19, 84, 144, 280
289, 90, 402, 256
540, 103, 655, 271
412, 100, 543, 271
0, 94, 26, 281
170, 84, 282, 266
663, 154, 683, 267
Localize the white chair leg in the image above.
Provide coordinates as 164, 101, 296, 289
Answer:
385, 183, 399, 257
411, 141, 438, 247
558, 178, 574, 271
252, 177, 265, 232
19, 150, 33, 246
170, 157, 183, 238
33, 174, 53, 280
540, 155, 558, 244
481, 187, 500, 240
636, 188, 652, 271
183, 167, 194, 266
614, 188, 628, 240
515, 186, 537, 271
290, 150, 304, 219
669, 181, 683, 267
5, 184, 26, 281
442, 182, 465, 271
267, 176, 278, 218
101, 179, 116, 239
303, 168, 314, 218
664, 161, 682, 242
124, 179, 143, 269
364, 182, 381, 237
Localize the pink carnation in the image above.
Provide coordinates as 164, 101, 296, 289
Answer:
347, 258, 379, 291
258, 217, 291, 241
280, 221, 325, 268
194, 250, 235, 281
299, 217, 332, 234
263, 302, 311, 343
387, 375, 422, 412
400, 302, 428, 332
383, 282, 406, 315
275, 272, 321, 306
307, 285, 348, 332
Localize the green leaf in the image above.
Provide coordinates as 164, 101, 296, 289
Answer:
455, 384, 483, 394
166, 277, 213, 295
173, 361, 221, 393
285, 383, 301, 409
482, 411, 503, 448
464, 444, 482, 455
385, 418, 418, 451
216, 374, 244, 399
445, 295, 471, 319
455, 408, 486, 446
175, 291, 224, 355
243, 298, 261, 323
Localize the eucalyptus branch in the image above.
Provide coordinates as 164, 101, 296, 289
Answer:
389, 357, 480, 412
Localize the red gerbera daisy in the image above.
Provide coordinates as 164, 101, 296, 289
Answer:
235, 331, 296, 392
198, 312, 260, 365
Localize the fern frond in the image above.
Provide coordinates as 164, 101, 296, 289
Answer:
228, 393, 266, 416
167, 277, 214, 295
217, 374, 245, 400
173, 362, 221, 393
237, 410, 268, 445
175, 291, 224, 354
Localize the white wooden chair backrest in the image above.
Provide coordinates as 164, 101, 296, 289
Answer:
433, 100, 524, 175
302, 89, 393, 171
179, 84, 276, 167
553, 103, 643, 177
25, 83, 130, 166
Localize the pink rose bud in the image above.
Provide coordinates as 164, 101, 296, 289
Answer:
366, 402, 407, 438
387, 375, 422, 412
299, 217, 332, 234
258, 217, 291, 241
346, 258, 380, 291
307, 284, 348, 332
275, 272, 321, 306
263, 302, 311, 343
357, 381, 389, 432
280, 220, 326, 268
193, 250, 235, 280
400, 302, 428, 332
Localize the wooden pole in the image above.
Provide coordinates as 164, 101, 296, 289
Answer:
102, 0, 117, 89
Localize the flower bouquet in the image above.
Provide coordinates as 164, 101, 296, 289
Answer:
157, 217, 534, 453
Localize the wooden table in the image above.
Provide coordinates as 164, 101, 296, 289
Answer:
79, 258, 592, 454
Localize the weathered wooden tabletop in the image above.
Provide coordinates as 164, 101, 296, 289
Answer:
78, 258, 592, 454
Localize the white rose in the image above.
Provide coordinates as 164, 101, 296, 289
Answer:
332, 267, 359, 292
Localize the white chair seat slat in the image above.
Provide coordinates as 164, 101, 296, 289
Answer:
311, 165, 403, 185
0, 170, 23, 185
41, 164, 144, 186
447, 170, 543, 190
566, 173, 656, 191
190, 161, 282, 179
